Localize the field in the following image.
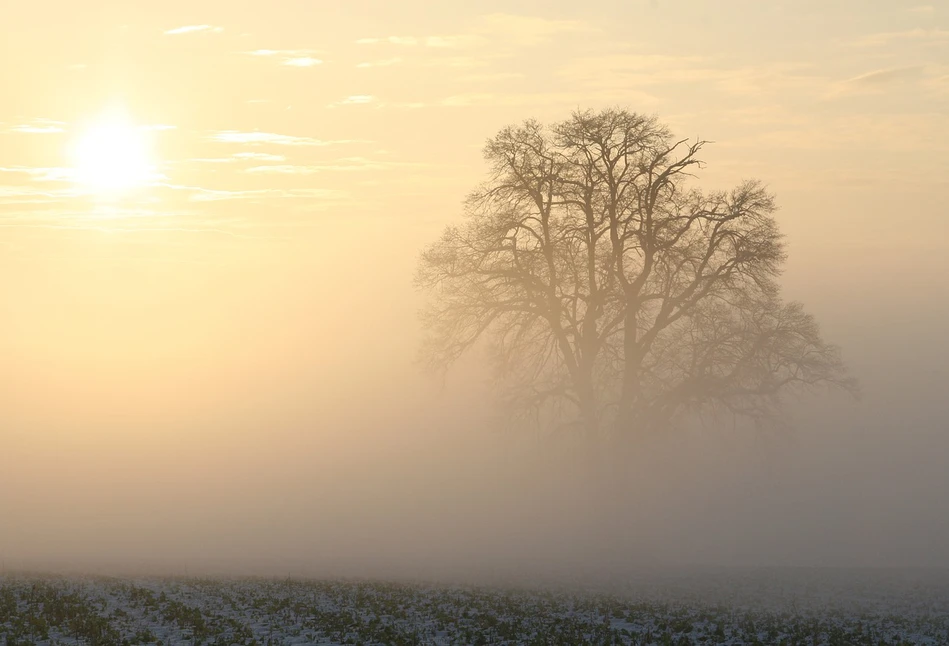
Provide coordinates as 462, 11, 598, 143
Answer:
1, 570, 948, 645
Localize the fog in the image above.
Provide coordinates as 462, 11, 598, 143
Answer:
2, 0, 948, 586
2, 210, 947, 581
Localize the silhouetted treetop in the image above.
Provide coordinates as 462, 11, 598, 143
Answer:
417, 108, 855, 443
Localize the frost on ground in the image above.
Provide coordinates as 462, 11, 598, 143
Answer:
1, 569, 947, 645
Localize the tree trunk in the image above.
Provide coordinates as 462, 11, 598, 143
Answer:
616, 303, 643, 437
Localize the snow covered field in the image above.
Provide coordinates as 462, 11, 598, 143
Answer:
1, 569, 947, 645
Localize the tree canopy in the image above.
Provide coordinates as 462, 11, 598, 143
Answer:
417, 108, 855, 444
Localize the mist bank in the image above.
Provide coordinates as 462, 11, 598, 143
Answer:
2, 383, 947, 581
1, 215, 947, 583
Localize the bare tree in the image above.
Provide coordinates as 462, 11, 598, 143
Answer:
416, 108, 855, 445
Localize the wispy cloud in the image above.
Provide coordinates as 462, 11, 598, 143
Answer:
10, 125, 63, 134
437, 89, 660, 109
459, 72, 525, 83
354, 14, 590, 52
424, 35, 480, 48
0, 185, 75, 202
233, 152, 287, 161
845, 66, 925, 85
246, 49, 318, 57
355, 36, 475, 47
0, 186, 41, 198
0, 166, 74, 181
245, 49, 324, 67
211, 131, 333, 146
422, 56, 489, 69
187, 152, 289, 164
244, 165, 322, 174
853, 28, 949, 47
244, 157, 419, 174
187, 158, 236, 164
282, 57, 323, 67
473, 13, 593, 47
327, 95, 379, 108
825, 65, 928, 97
558, 54, 817, 102
164, 25, 223, 35
7, 120, 66, 134
559, 53, 710, 83
439, 93, 497, 107
324, 94, 424, 109
356, 58, 403, 68
168, 184, 346, 202
909, 5, 935, 13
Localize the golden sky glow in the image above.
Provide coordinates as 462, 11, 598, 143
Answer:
1, 0, 948, 573
0, 1, 944, 249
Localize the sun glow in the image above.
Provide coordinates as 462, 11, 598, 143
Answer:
71, 111, 158, 193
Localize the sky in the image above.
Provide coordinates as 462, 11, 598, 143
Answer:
1, 0, 948, 577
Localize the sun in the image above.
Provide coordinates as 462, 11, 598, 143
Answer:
71, 110, 158, 194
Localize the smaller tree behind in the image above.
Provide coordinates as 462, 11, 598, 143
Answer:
417, 108, 855, 444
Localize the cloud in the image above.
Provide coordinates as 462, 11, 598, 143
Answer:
437, 88, 661, 109
0, 166, 74, 181
558, 53, 711, 86
282, 57, 323, 67
164, 25, 223, 35
11, 125, 64, 134
853, 28, 949, 47
188, 158, 236, 164
354, 15, 590, 52
357, 37, 414, 46
355, 34, 482, 48
244, 165, 321, 174
439, 93, 498, 107
422, 56, 489, 69
143, 124, 177, 132
170, 184, 346, 202
909, 5, 935, 13
459, 72, 525, 82
7, 119, 66, 134
845, 66, 925, 85
210, 131, 333, 146
247, 49, 319, 57
0, 185, 73, 202
324, 94, 424, 110
722, 112, 949, 158
245, 50, 324, 68
558, 54, 819, 101
424, 35, 479, 48
0, 186, 39, 197
327, 95, 378, 108
824, 65, 928, 98
715, 63, 826, 97
442, 90, 619, 108
233, 152, 287, 161
473, 13, 593, 47
356, 58, 403, 68
245, 157, 418, 174
185, 188, 274, 201
188, 152, 287, 164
